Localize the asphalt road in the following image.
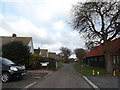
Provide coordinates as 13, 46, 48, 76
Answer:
32, 64, 92, 88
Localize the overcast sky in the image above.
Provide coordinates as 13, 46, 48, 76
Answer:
0, 0, 86, 57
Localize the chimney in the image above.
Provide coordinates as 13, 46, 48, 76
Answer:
38, 47, 40, 50
12, 33, 17, 38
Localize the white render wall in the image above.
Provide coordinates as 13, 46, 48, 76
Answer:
28, 40, 34, 54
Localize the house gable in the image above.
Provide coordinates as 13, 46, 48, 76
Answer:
0, 36, 34, 54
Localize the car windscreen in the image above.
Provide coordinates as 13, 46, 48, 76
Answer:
2, 58, 15, 65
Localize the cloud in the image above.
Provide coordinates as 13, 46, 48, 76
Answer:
0, 28, 11, 36
0, 0, 85, 55
53, 20, 64, 30
1, 0, 80, 22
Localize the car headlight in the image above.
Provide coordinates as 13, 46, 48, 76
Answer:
10, 66, 18, 71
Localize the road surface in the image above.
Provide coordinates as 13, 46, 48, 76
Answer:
32, 64, 92, 88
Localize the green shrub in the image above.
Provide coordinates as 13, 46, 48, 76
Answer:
64, 59, 70, 63
40, 57, 56, 70
28, 56, 57, 70
2, 41, 30, 65
28, 54, 43, 70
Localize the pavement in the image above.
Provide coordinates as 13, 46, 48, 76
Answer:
86, 75, 120, 89
31, 64, 93, 88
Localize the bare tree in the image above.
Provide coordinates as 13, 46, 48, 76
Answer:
74, 48, 87, 62
59, 47, 72, 60
71, 1, 120, 73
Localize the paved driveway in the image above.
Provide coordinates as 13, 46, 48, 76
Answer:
2, 70, 51, 89
32, 64, 92, 88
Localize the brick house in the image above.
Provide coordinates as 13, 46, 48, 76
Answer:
84, 37, 120, 71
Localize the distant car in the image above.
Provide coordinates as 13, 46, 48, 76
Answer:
0, 57, 26, 83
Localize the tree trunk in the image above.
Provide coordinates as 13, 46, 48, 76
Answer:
103, 39, 113, 74
104, 52, 113, 74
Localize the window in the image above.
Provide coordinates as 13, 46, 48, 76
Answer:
28, 46, 31, 51
113, 56, 116, 64
117, 56, 119, 64
2, 58, 15, 65
113, 55, 119, 64
94, 57, 97, 61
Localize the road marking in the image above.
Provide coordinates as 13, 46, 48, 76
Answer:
22, 73, 52, 89
34, 77, 41, 79
83, 76, 100, 90
47, 73, 51, 76
24, 82, 36, 89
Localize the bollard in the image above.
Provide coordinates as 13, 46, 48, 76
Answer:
97, 71, 100, 76
82, 65, 83, 68
92, 70, 95, 76
113, 70, 116, 76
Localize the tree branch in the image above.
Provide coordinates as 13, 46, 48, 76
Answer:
106, 10, 120, 32
86, 16, 102, 38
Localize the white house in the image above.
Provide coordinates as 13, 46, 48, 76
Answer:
0, 34, 34, 54
40, 49, 48, 57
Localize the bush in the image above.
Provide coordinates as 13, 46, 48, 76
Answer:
40, 57, 56, 70
64, 59, 70, 63
27, 55, 57, 70
27, 54, 43, 70
2, 41, 30, 65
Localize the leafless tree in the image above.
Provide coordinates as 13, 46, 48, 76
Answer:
74, 48, 87, 62
59, 47, 72, 60
71, 1, 120, 73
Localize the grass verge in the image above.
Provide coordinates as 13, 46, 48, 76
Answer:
74, 63, 106, 76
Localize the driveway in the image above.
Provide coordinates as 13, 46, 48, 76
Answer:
32, 64, 92, 88
2, 70, 52, 89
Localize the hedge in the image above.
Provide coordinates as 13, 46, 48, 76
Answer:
27, 54, 56, 70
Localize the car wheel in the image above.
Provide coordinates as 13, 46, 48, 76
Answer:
1, 72, 10, 83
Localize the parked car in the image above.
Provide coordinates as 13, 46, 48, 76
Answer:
0, 57, 26, 83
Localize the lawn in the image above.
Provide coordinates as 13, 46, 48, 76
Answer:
74, 63, 106, 76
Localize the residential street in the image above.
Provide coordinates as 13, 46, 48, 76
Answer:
32, 64, 92, 88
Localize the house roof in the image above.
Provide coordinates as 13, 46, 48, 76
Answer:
34, 49, 40, 54
48, 52, 56, 54
40, 49, 48, 52
84, 37, 120, 58
0, 36, 32, 46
